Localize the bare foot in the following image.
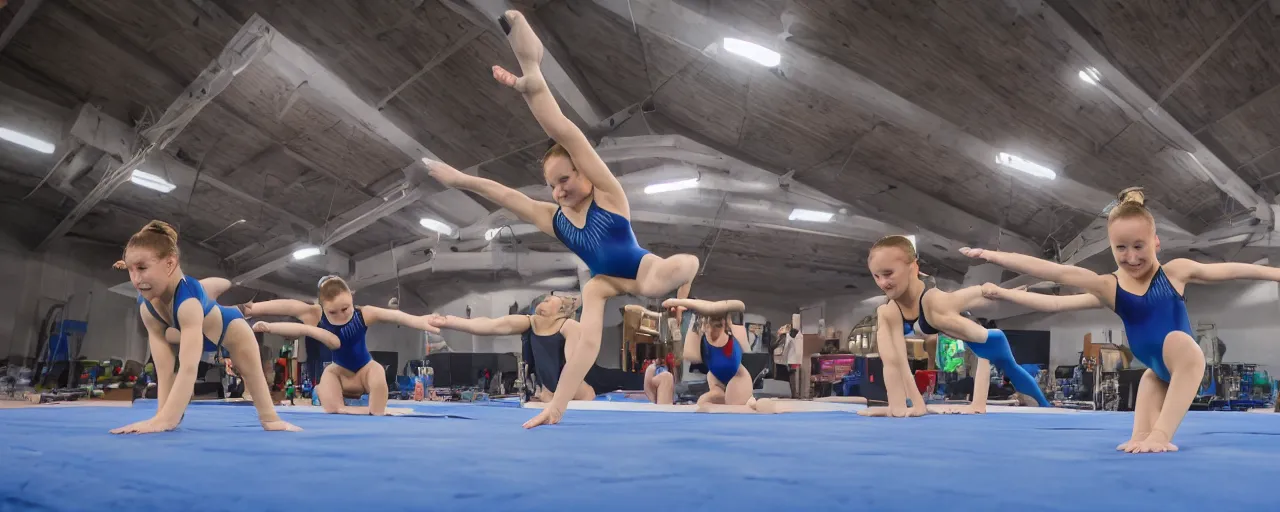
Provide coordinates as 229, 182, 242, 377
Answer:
501, 10, 544, 68
858, 406, 901, 417
1116, 434, 1147, 452
1124, 432, 1177, 454
908, 403, 929, 417
262, 420, 302, 432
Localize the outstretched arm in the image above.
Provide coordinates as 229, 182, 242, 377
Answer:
359, 306, 442, 334
663, 298, 745, 317
242, 299, 317, 322
199, 277, 232, 300
252, 321, 340, 350
429, 314, 533, 336
961, 248, 1114, 301
154, 300, 208, 429
493, 11, 626, 205
1167, 258, 1280, 284
981, 283, 1104, 312
423, 159, 557, 235
142, 311, 175, 418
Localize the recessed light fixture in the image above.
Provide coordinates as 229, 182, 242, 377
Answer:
788, 208, 833, 223
995, 152, 1057, 180
419, 217, 454, 236
292, 247, 322, 260
644, 178, 699, 194
1078, 67, 1101, 85
723, 38, 781, 67
0, 127, 54, 154
130, 170, 177, 193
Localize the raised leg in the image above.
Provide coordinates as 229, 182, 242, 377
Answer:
222, 320, 299, 431
634, 253, 700, 299
1118, 369, 1167, 451
1128, 332, 1204, 453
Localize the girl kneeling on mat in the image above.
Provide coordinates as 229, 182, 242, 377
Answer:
113, 221, 299, 434
240, 276, 441, 416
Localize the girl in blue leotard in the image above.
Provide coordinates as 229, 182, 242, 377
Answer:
112, 221, 299, 435
862, 235, 1053, 418
664, 298, 753, 411
240, 276, 441, 416
424, 11, 699, 429
963, 187, 1280, 453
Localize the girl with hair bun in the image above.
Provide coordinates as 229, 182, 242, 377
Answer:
964, 187, 1280, 453
114, 220, 299, 434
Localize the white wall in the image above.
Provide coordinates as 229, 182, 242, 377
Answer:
1, 234, 149, 365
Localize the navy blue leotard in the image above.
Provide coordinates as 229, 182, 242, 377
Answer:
1112, 267, 1191, 382
138, 276, 239, 353
552, 200, 650, 279
900, 289, 1050, 407
318, 307, 373, 372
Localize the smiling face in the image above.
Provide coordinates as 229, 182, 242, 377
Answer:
125, 246, 177, 300
869, 245, 918, 301
1108, 216, 1159, 279
543, 152, 592, 208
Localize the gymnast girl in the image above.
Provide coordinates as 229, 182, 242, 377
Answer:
860, 235, 1051, 417
425, 10, 698, 428
111, 221, 299, 434
961, 187, 1280, 453
239, 275, 441, 416
662, 298, 754, 410
428, 294, 674, 404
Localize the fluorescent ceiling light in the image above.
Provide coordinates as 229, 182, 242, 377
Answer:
1078, 67, 1101, 85
644, 178, 699, 194
484, 227, 501, 241
906, 235, 917, 250
130, 170, 177, 193
995, 152, 1056, 180
723, 38, 781, 67
0, 127, 55, 154
292, 247, 322, 260
419, 218, 454, 236
789, 208, 834, 223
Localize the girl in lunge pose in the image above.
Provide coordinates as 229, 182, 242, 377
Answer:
862, 235, 1051, 418
963, 188, 1280, 453
112, 221, 299, 434
424, 10, 699, 428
